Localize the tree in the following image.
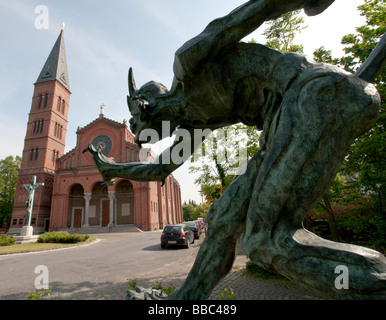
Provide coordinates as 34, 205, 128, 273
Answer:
339, 0, 385, 214
189, 124, 260, 205
263, 10, 307, 53
311, 0, 385, 244
0, 156, 21, 228
313, 46, 340, 65
182, 202, 204, 221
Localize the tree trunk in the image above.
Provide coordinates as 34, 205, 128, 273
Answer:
322, 194, 340, 241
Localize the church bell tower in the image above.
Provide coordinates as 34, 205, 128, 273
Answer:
9, 29, 71, 233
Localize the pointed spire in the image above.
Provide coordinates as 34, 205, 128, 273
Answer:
35, 28, 70, 92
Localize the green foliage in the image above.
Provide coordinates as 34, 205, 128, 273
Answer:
152, 281, 176, 296
37, 231, 89, 244
313, 46, 340, 65
182, 202, 205, 221
339, 0, 385, 214
26, 287, 51, 300
0, 156, 21, 229
0, 235, 16, 247
263, 10, 306, 53
309, 0, 385, 250
125, 278, 139, 290
341, 0, 385, 72
219, 287, 236, 300
336, 211, 386, 253
189, 124, 260, 206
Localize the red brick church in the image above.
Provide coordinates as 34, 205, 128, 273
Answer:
9, 30, 183, 234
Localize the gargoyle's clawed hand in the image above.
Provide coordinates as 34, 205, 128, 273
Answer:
82, 144, 117, 186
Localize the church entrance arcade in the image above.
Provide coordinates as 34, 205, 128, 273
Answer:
66, 180, 136, 230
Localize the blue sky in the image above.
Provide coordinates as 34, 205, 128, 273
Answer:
0, 0, 366, 203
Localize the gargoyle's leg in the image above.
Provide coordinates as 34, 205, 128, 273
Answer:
171, 152, 264, 300
243, 66, 386, 299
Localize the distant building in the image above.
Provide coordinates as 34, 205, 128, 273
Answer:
9, 30, 182, 234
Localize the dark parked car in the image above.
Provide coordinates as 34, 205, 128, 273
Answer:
161, 224, 194, 249
183, 221, 202, 239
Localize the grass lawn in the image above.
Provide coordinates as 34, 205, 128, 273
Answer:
0, 237, 96, 255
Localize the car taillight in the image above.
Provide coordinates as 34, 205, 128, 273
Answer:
161, 232, 165, 237
180, 231, 185, 237
193, 228, 197, 232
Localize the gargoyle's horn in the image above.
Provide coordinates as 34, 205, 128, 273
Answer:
128, 68, 138, 97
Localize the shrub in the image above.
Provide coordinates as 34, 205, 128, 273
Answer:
38, 231, 89, 244
0, 235, 16, 247
219, 287, 236, 300
335, 211, 386, 254
152, 281, 176, 296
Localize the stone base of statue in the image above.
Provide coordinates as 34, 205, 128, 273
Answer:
125, 286, 168, 300
14, 226, 39, 244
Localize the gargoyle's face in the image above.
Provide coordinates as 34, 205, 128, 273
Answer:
127, 68, 185, 145
128, 81, 165, 144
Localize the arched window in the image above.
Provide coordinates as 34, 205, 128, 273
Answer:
33, 121, 37, 135
61, 100, 65, 114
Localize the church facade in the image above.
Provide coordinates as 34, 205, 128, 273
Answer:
9, 30, 183, 234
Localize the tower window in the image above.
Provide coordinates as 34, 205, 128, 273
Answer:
38, 94, 42, 109
54, 123, 63, 139
33, 121, 37, 135
44, 93, 48, 108
57, 97, 61, 111
61, 100, 65, 114
30, 148, 38, 161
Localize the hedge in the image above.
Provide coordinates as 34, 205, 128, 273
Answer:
37, 231, 90, 244
0, 235, 16, 247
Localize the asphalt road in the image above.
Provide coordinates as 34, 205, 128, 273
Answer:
0, 231, 201, 300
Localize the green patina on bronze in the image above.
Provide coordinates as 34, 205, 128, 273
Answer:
84, 0, 386, 299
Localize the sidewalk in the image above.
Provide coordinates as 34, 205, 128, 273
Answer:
65, 254, 324, 300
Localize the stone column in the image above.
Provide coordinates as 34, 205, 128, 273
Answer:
108, 191, 115, 227
83, 193, 92, 228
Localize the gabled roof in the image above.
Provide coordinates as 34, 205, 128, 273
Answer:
76, 115, 127, 134
35, 30, 70, 92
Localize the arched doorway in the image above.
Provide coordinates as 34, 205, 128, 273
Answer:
90, 182, 109, 227
116, 180, 135, 225
68, 184, 84, 228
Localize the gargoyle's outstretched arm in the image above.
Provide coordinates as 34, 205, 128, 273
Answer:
83, 128, 204, 185
173, 0, 334, 80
